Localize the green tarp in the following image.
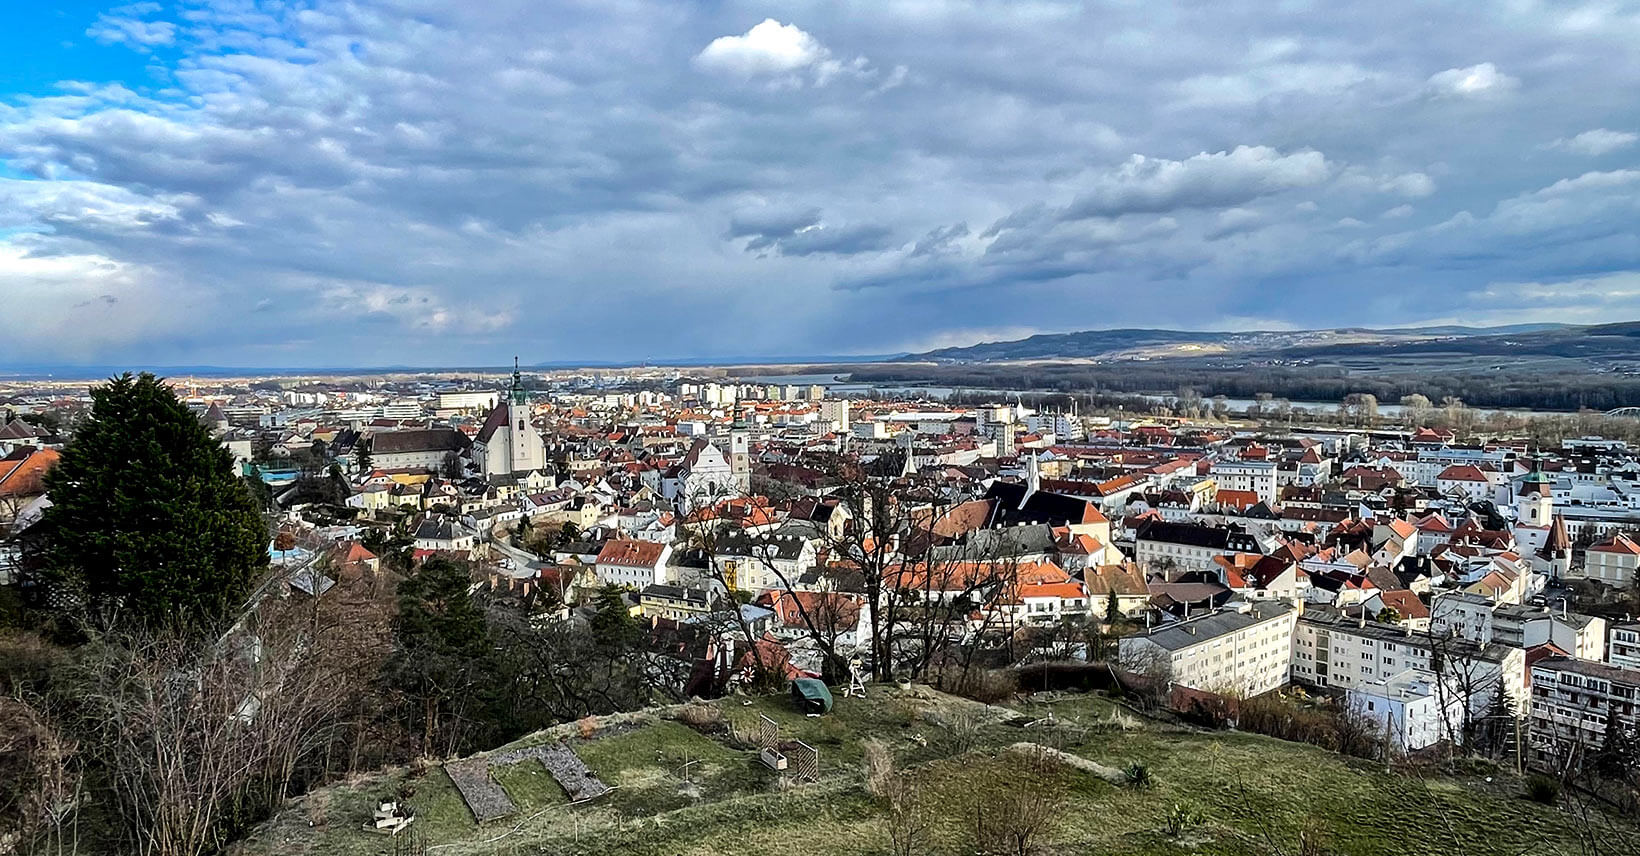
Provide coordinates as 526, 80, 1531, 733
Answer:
790, 678, 833, 714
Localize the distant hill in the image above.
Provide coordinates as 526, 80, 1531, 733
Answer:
906, 323, 1582, 363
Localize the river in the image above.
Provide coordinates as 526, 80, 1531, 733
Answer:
732, 373, 1533, 417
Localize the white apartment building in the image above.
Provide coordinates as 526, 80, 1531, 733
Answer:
1611, 622, 1640, 671
1118, 601, 1298, 697
816, 399, 851, 433
1210, 459, 1278, 506
1430, 591, 1593, 650
1529, 657, 1640, 772
437, 390, 500, 413
1348, 670, 1464, 753
1026, 412, 1083, 442
1293, 609, 1527, 716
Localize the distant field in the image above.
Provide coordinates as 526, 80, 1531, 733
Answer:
231, 688, 1630, 856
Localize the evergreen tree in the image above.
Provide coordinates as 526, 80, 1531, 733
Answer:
242, 465, 275, 511
382, 557, 496, 755
590, 584, 639, 650
1104, 590, 1119, 625
354, 438, 373, 473
1595, 715, 1639, 783
557, 521, 581, 549
39, 372, 268, 632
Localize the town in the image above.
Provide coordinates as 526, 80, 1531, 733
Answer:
4, 362, 1640, 854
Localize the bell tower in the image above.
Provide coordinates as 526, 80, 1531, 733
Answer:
1515, 456, 1553, 527
506, 356, 545, 473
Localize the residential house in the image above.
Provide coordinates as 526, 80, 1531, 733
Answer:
640, 583, 719, 621
1133, 519, 1261, 577
1214, 554, 1309, 602
1575, 534, 1640, 588
596, 539, 674, 589
712, 530, 819, 593
1083, 562, 1151, 619
411, 515, 476, 552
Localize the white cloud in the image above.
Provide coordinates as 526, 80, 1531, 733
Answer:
1426, 62, 1517, 97
696, 19, 831, 79
86, 10, 177, 48
1381, 172, 1436, 197
1549, 128, 1639, 156
1062, 146, 1331, 219
1381, 204, 1414, 219
0, 178, 184, 230
1460, 272, 1640, 325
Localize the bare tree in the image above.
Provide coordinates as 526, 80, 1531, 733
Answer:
1425, 629, 1505, 758
0, 696, 79, 856
60, 608, 361, 856
683, 519, 776, 689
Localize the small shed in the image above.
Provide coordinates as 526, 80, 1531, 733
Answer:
790, 678, 833, 714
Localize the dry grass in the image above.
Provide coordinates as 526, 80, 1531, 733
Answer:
675, 702, 724, 733
232, 687, 1633, 856
861, 738, 894, 798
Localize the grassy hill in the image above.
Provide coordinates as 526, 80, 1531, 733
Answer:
232, 687, 1630, 856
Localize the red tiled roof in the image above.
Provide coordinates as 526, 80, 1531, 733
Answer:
0, 447, 58, 497
1591, 534, 1640, 555
597, 539, 667, 567
1437, 464, 1489, 483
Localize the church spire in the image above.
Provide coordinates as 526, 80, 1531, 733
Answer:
510, 356, 526, 406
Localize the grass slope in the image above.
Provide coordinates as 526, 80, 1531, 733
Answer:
232, 689, 1628, 856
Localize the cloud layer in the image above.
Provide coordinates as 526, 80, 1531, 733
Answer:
1, 1, 1639, 366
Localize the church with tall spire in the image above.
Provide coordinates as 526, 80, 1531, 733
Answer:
1514, 454, 1571, 580
474, 357, 547, 479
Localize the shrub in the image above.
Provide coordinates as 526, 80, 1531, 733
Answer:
951, 668, 1019, 705
1525, 774, 1561, 805
1162, 802, 1204, 837
1123, 761, 1152, 788
675, 703, 723, 733
947, 708, 982, 753
1178, 694, 1234, 729
726, 718, 760, 750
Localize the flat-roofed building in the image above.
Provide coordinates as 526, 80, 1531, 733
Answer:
1528, 657, 1640, 772
1118, 601, 1297, 697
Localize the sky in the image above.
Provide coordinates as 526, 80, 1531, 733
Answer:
1, 1, 1639, 368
